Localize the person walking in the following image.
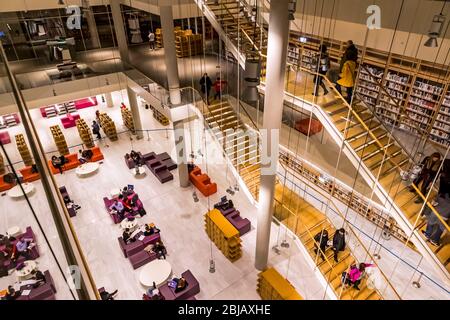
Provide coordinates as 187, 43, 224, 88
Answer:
409, 152, 442, 203
342, 262, 374, 290
148, 30, 155, 50
92, 120, 101, 140
213, 77, 227, 100
339, 40, 358, 73
332, 228, 346, 262
432, 158, 450, 206
313, 229, 329, 261
312, 44, 330, 96
200, 73, 212, 104
422, 194, 450, 246
335, 49, 356, 104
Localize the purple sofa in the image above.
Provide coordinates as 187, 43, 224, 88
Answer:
1, 227, 40, 271
118, 232, 160, 258
59, 186, 76, 217
128, 250, 158, 270
146, 158, 173, 183
16, 270, 56, 300
159, 270, 200, 300
215, 200, 251, 236
103, 197, 121, 224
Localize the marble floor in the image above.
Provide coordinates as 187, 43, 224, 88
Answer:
0, 90, 327, 300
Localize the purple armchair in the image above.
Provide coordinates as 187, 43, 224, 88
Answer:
103, 197, 121, 224
226, 211, 251, 236
159, 270, 200, 300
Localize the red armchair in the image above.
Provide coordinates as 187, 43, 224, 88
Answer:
19, 166, 40, 182
189, 166, 217, 197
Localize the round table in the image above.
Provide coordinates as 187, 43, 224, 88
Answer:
6, 226, 22, 238
130, 166, 146, 176
139, 259, 172, 287
110, 188, 121, 198
76, 162, 100, 177
7, 183, 35, 199
15, 260, 37, 281
120, 218, 138, 231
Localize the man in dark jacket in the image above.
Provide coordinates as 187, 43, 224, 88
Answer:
339, 40, 358, 72
332, 228, 346, 262
409, 152, 442, 203
422, 194, 450, 246
313, 229, 329, 261
200, 73, 212, 104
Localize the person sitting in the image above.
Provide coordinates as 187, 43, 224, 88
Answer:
110, 198, 125, 220
0, 253, 8, 278
77, 150, 87, 164
143, 223, 160, 236
174, 276, 188, 293
122, 228, 135, 244
29, 269, 47, 288
154, 240, 167, 259
100, 288, 118, 300
342, 262, 374, 290
187, 161, 195, 173
2, 286, 20, 300
14, 237, 34, 260
51, 155, 64, 174
64, 196, 81, 211
130, 150, 142, 167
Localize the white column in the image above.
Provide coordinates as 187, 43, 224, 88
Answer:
105, 92, 113, 107
173, 120, 190, 187
84, 0, 101, 49
127, 86, 143, 139
160, 5, 181, 105
110, 0, 129, 63
255, 0, 291, 271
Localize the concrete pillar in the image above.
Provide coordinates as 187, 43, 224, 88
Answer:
160, 5, 181, 105
127, 86, 143, 139
105, 92, 114, 108
110, 0, 129, 63
173, 120, 190, 188
83, 0, 101, 49
255, 0, 291, 271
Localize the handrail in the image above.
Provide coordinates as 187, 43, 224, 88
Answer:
238, 99, 260, 131
278, 160, 402, 299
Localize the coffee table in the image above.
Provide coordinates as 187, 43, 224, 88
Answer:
15, 260, 38, 281
7, 183, 35, 199
120, 218, 138, 231
76, 162, 99, 177
131, 166, 146, 176
6, 226, 22, 238
139, 259, 172, 287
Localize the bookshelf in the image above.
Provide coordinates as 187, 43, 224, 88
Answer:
0, 152, 5, 175
257, 268, 302, 300
121, 107, 135, 133
50, 125, 69, 156
150, 105, 170, 126
98, 113, 118, 141
15, 134, 33, 166
76, 118, 94, 148
204, 209, 242, 262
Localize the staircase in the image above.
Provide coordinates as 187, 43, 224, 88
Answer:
197, 0, 450, 284
203, 100, 261, 200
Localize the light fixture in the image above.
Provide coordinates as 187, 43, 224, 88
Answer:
242, 58, 261, 102
288, 0, 297, 21
299, 36, 307, 43
424, 13, 446, 48
209, 259, 215, 273
226, 187, 235, 196
280, 240, 290, 248
192, 191, 199, 202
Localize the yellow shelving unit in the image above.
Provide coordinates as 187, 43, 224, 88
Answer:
76, 118, 94, 148
150, 105, 169, 126
204, 209, 242, 262
99, 113, 118, 141
50, 125, 69, 156
257, 268, 302, 300
121, 107, 135, 133
0, 152, 5, 175
15, 134, 33, 166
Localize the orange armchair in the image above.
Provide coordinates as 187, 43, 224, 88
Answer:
189, 166, 217, 197
89, 146, 104, 162
0, 174, 15, 192
19, 166, 40, 182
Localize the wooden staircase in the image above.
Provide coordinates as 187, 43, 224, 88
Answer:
274, 183, 382, 300
199, 0, 450, 282
203, 100, 261, 200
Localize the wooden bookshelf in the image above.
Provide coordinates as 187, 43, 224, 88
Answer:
76, 118, 94, 148
257, 268, 302, 300
175, 33, 203, 58
150, 105, 169, 126
121, 107, 135, 133
204, 209, 242, 262
98, 113, 118, 141
50, 125, 69, 156
155, 26, 182, 49
15, 134, 33, 166
0, 152, 5, 175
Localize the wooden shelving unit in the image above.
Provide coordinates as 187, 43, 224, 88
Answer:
76, 118, 94, 148
150, 105, 169, 126
50, 125, 69, 156
0, 152, 5, 175
155, 28, 163, 48
121, 107, 135, 133
175, 31, 203, 58
15, 134, 33, 166
204, 209, 242, 262
99, 113, 118, 141
257, 268, 302, 300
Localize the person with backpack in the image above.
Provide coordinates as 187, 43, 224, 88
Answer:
92, 120, 101, 140
332, 228, 346, 262
313, 229, 329, 261
312, 44, 330, 96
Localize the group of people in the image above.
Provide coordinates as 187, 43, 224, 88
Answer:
313, 227, 346, 263
311, 40, 358, 103
50, 149, 93, 174
109, 186, 146, 221
0, 234, 36, 278
1, 269, 47, 300
199, 73, 228, 104
122, 222, 160, 245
